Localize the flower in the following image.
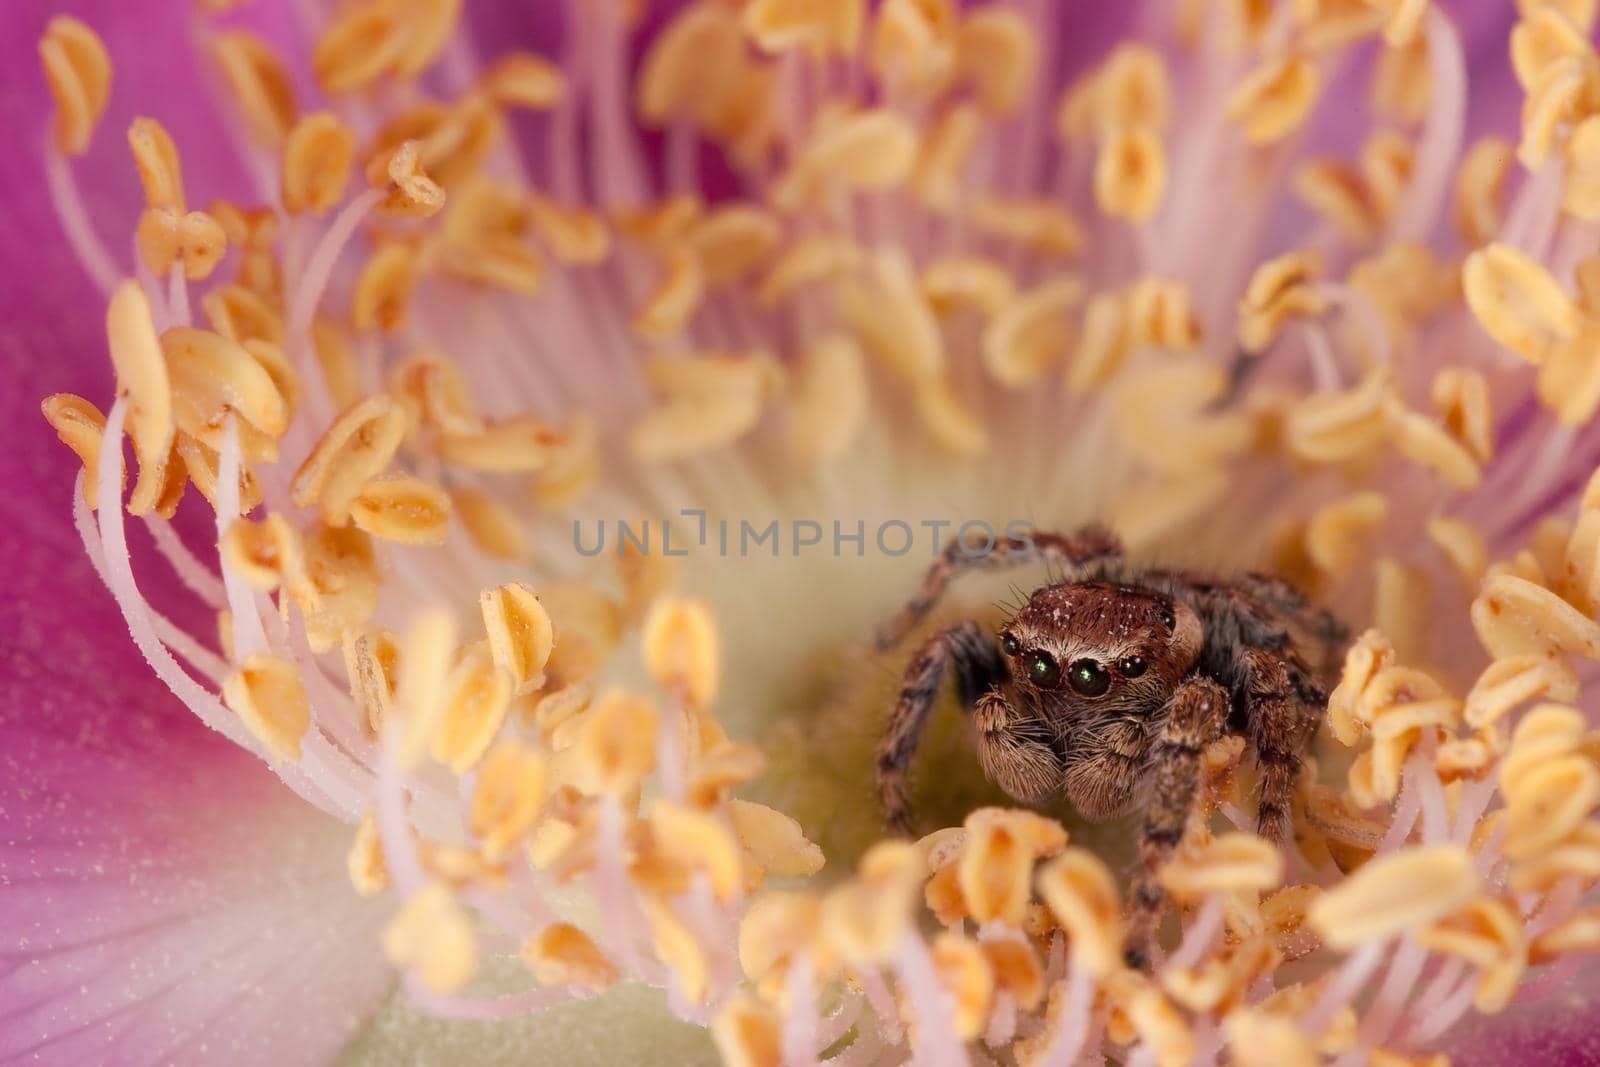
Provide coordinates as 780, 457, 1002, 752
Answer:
12, 0, 1600, 1064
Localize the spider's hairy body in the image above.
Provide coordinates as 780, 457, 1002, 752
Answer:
873, 525, 1347, 967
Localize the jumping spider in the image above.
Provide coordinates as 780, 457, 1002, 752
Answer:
873, 525, 1347, 967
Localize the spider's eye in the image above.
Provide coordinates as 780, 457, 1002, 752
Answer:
1025, 650, 1061, 688
1067, 658, 1111, 696
1160, 606, 1176, 630
1000, 633, 1020, 656
1117, 655, 1147, 678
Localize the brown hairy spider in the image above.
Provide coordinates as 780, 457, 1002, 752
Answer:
873, 525, 1347, 967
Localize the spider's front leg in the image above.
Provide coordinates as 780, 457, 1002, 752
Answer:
876, 621, 1049, 834
1124, 676, 1229, 969
874, 525, 1123, 652
1241, 647, 1319, 843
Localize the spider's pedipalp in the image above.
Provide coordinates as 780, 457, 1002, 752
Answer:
875, 620, 1010, 834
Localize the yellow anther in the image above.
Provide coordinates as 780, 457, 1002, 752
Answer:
1106, 972, 1195, 1067
689, 206, 782, 287
483, 52, 566, 109
467, 742, 550, 857
1565, 116, 1600, 220
633, 248, 705, 340
135, 208, 227, 281
837, 248, 945, 382
1305, 491, 1388, 576
1283, 367, 1391, 463
532, 414, 599, 508
981, 277, 1081, 387
220, 512, 305, 592
871, 0, 957, 95
743, 0, 865, 56
1431, 368, 1493, 463
390, 0, 461, 77
1238, 249, 1327, 352
351, 242, 420, 332
162, 326, 289, 458
569, 687, 656, 796
1225, 1008, 1318, 1067
348, 473, 451, 545
378, 142, 446, 218
384, 883, 478, 993
738, 890, 822, 986
391, 608, 457, 770
428, 645, 512, 775
955, 8, 1036, 114
646, 897, 710, 1003
1326, 628, 1393, 745
1373, 558, 1430, 665
1066, 291, 1129, 393
1519, 56, 1600, 168
630, 352, 777, 461
774, 108, 919, 208
756, 233, 862, 306
957, 809, 1066, 926
971, 196, 1085, 258
1369, 0, 1429, 46
176, 436, 261, 514
1095, 124, 1167, 223
1035, 847, 1123, 976
1346, 242, 1454, 344
1160, 833, 1284, 901
540, 585, 624, 690
1295, 0, 1385, 51
651, 801, 743, 901
1226, 54, 1321, 145
642, 596, 721, 708
1455, 137, 1514, 244
41, 393, 108, 509
1092, 43, 1172, 134
343, 627, 400, 735
480, 581, 555, 693
1112, 363, 1253, 474
910, 104, 980, 211
1125, 276, 1201, 350
448, 487, 525, 561
128, 116, 185, 212
919, 255, 1015, 318
522, 923, 618, 993
211, 30, 298, 147
638, 4, 744, 127
786, 334, 868, 467
1426, 516, 1489, 588
727, 799, 824, 879
290, 395, 406, 524
931, 932, 995, 1040
347, 812, 389, 897
1465, 239, 1580, 361
1512, 6, 1593, 90
526, 191, 611, 264
818, 841, 923, 964
711, 994, 782, 1067
915, 373, 988, 456
39, 16, 111, 156
281, 112, 354, 216
1294, 160, 1376, 242
313, 2, 409, 93
1359, 130, 1416, 224
222, 652, 312, 763
1473, 572, 1600, 662
614, 193, 704, 247
1308, 845, 1479, 949
1372, 35, 1431, 126
1384, 400, 1482, 491
436, 415, 563, 472
389, 351, 482, 437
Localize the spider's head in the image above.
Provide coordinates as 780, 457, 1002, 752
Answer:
1000, 582, 1202, 714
